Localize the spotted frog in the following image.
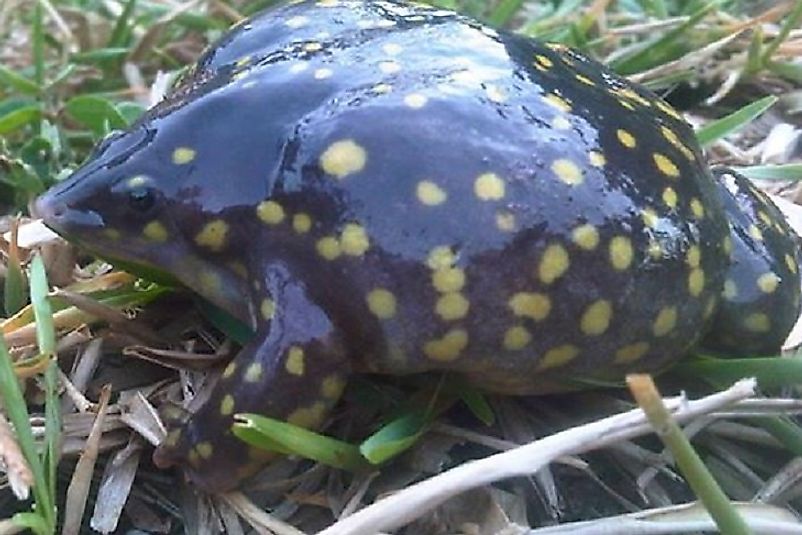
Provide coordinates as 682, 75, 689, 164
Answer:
35, 0, 801, 492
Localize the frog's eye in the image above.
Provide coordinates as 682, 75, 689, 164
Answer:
128, 186, 157, 213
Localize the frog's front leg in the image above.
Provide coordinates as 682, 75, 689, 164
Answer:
153, 262, 349, 493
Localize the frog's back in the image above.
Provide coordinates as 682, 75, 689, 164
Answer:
149, 0, 736, 390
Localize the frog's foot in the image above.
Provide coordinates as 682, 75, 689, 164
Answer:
152, 263, 351, 493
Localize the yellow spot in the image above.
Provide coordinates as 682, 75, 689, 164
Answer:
404, 93, 428, 109
543, 93, 571, 112
617, 99, 635, 111
416, 180, 447, 206
662, 187, 678, 209
614, 342, 650, 364
285, 15, 309, 28
572, 224, 599, 250
617, 88, 651, 107
382, 43, 403, 55
690, 198, 705, 219
538, 244, 570, 284
367, 288, 397, 319
641, 208, 658, 228
228, 261, 248, 279
293, 213, 312, 233
256, 200, 285, 225
198, 270, 220, 294
314, 68, 333, 80
321, 375, 346, 399
575, 73, 595, 86
372, 83, 393, 94
319, 139, 367, 179
534, 54, 553, 68
432, 266, 465, 293
688, 268, 705, 297
748, 224, 763, 241
655, 99, 683, 120
609, 236, 634, 271
538, 344, 579, 370
757, 272, 779, 294
222, 361, 236, 379
786, 253, 798, 274
287, 402, 328, 428
552, 116, 571, 130
588, 150, 606, 167
551, 158, 583, 186
340, 223, 370, 256
758, 211, 772, 226
744, 313, 770, 333
686, 246, 700, 268
187, 449, 200, 467
285, 346, 305, 376
172, 147, 196, 165
220, 394, 235, 416
647, 240, 662, 259
244, 362, 263, 383
653, 153, 679, 178
435, 292, 470, 321
126, 175, 149, 188
316, 236, 341, 260
723, 279, 737, 300
503, 326, 531, 351
509, 292, 551, 321
723, 236, 733, 256
653, 307, 677, 337
496, 211, 516, 232
103, 228, 121, 241
260, 298, 275, 320
427, 246, 456, 270
303, 42, 323, 52
143, 221, 168, 242
195, 220, 229, 252
485, 84, 506, 103
474, 173, 505, 200
617, 129, 636, 148
580, 300, 612, 336
378, 60, 401, 74
423, 328, 468, 361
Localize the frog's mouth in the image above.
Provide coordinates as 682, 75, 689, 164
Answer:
34, 191, 254, 327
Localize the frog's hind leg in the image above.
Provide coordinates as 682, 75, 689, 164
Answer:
153, 262, 350, 493
701, 167, 802, 356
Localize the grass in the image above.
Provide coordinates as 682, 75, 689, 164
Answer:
1, 0, 802, 533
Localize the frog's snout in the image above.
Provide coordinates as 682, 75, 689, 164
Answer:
34, 188, 104, 235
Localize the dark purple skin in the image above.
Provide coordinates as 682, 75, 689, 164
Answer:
35, 0, 800, 492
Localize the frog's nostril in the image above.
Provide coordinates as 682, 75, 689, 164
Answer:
34, 194, 64, 224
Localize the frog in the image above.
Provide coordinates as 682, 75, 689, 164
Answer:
34, 0, 801, 493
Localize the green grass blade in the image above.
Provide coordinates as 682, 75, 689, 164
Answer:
0, 105, 42, 135
610, 2, 717, 75
695, 96, 777, 147
0, 337, 53, 534
0, 66, 40, 95
672, 354, 802, 391
359, 410, 432, 465
487, 0, 524, 27
108, 0, 138, 48
232, 414, 369, 472
29, 255, 60, 509
737, 164, 802, 181
760, 0, 802, 66
32, 3, 44, 89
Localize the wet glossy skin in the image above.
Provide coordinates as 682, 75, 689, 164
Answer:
35, 0, 800, 492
